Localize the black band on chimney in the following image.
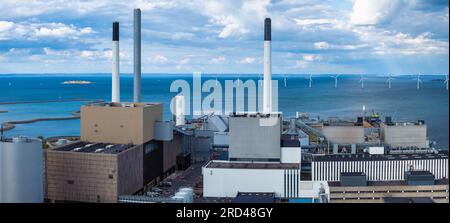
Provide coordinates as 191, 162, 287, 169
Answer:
264, 18, 271, 41
112, 22, 119, 41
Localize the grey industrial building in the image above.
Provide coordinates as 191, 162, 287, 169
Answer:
311, 152, 448, 182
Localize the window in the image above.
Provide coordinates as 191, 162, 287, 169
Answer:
108, 174, 114, 179
67, 180, 74, 185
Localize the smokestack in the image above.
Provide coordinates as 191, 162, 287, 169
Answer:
263, 18, 272, 114
133, 8, 141, 103
112, 21, 120, 103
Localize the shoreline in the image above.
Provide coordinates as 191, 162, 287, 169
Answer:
0, 98, 103, 105
1, 99, 104, 131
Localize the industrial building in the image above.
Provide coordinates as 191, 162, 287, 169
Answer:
80, 102, 163, 145
44, 11, 185, 203
46, 141, 145, 203
0, 136, 43, 203
228, 113, 281, 161
328, 179, 449, 203
380, 121, 428, 148
317, 122, 365, 145
311, 152, 448, 182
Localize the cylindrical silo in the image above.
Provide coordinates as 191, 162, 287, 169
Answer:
0, 136, 43, 203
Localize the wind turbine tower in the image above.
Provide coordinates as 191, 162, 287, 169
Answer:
331, 75, 339, 88
415, 73, 422, 90
444, 74, 448, 91
359, 75, 367, 89
386, 74, 394, 89
308, 74, 313, 88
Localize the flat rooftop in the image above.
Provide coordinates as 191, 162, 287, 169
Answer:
86, 102, 161, 108
312, 152, 448, 162
205, 161, 299, 169
328, 178, 449, 187
53, 141, 135, 154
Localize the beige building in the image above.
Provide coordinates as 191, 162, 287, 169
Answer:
380, 122, 428, 148
46, 141, 143, 203
319, 125, 364, 145
80, 103, 163, 145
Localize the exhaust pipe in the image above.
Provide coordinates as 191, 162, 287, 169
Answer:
133, 8, 141, 103
112, 21, 120, 103
263, 18, 272, 114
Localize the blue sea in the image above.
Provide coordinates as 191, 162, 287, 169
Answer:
0, 74, 448, 149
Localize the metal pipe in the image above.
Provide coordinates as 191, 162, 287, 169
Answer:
133, 8, 141, 102
112, 22, 120, 103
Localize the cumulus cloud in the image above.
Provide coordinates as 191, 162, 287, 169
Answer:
0, 21, 95, 40
350, 0, 404, 25
148, 54, 168, 64
209, 56, 226, 64
239, 57, 256, 64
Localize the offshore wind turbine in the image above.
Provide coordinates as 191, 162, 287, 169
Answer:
283, 74, 287, 87
308, 74, 313, 88
359, 75, 367, 89
415, 73, 422, 90
215, 74, 218, 86
386, 74, 394, 89
444, 74, 448, 91
331, 75, 339, 88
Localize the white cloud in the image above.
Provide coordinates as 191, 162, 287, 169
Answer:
239, 57, 256, 64
314, 41, 330, 49
350, 0, 404, 25
0, 21, 95, 40
171, 32, 194, 40
194, 0, 270, 38
294, 18, 337, 26
302, 54, 322, 62
177, 58, 190, 65
209, 56, 226, 64
136, 0, 178, 11
148, 54, 168, 64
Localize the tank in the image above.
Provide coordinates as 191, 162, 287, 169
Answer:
0, 137, 43, 203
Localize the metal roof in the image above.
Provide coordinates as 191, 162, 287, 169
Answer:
53, 141, 135, 154
205, 161, 299, 169
312, 152, 448, 162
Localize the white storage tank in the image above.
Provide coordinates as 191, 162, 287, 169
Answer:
0, 136, 43, 203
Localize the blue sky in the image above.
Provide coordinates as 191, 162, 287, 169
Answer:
0, 0, 448, 75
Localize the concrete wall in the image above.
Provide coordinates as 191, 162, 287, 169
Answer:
381, 124, 427, 148
80, 103, 162, 145
163, 134, 183, 173
281, 147, 301, 164
320, 126, 364, 144
229, 116, 281, 160
117, 145, 143, 196
202, 167, 285, 197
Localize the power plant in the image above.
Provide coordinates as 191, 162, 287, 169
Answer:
1, 11, 448, 204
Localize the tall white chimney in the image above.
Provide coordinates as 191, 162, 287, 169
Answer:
263, 18, 272, 114
112, 21, 120, 103
133, 8, 141, 103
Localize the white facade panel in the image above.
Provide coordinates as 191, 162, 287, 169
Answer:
203, 166, 286, 198
281, 147, 301, 164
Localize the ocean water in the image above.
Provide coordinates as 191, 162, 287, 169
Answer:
0, 74, 448, 149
